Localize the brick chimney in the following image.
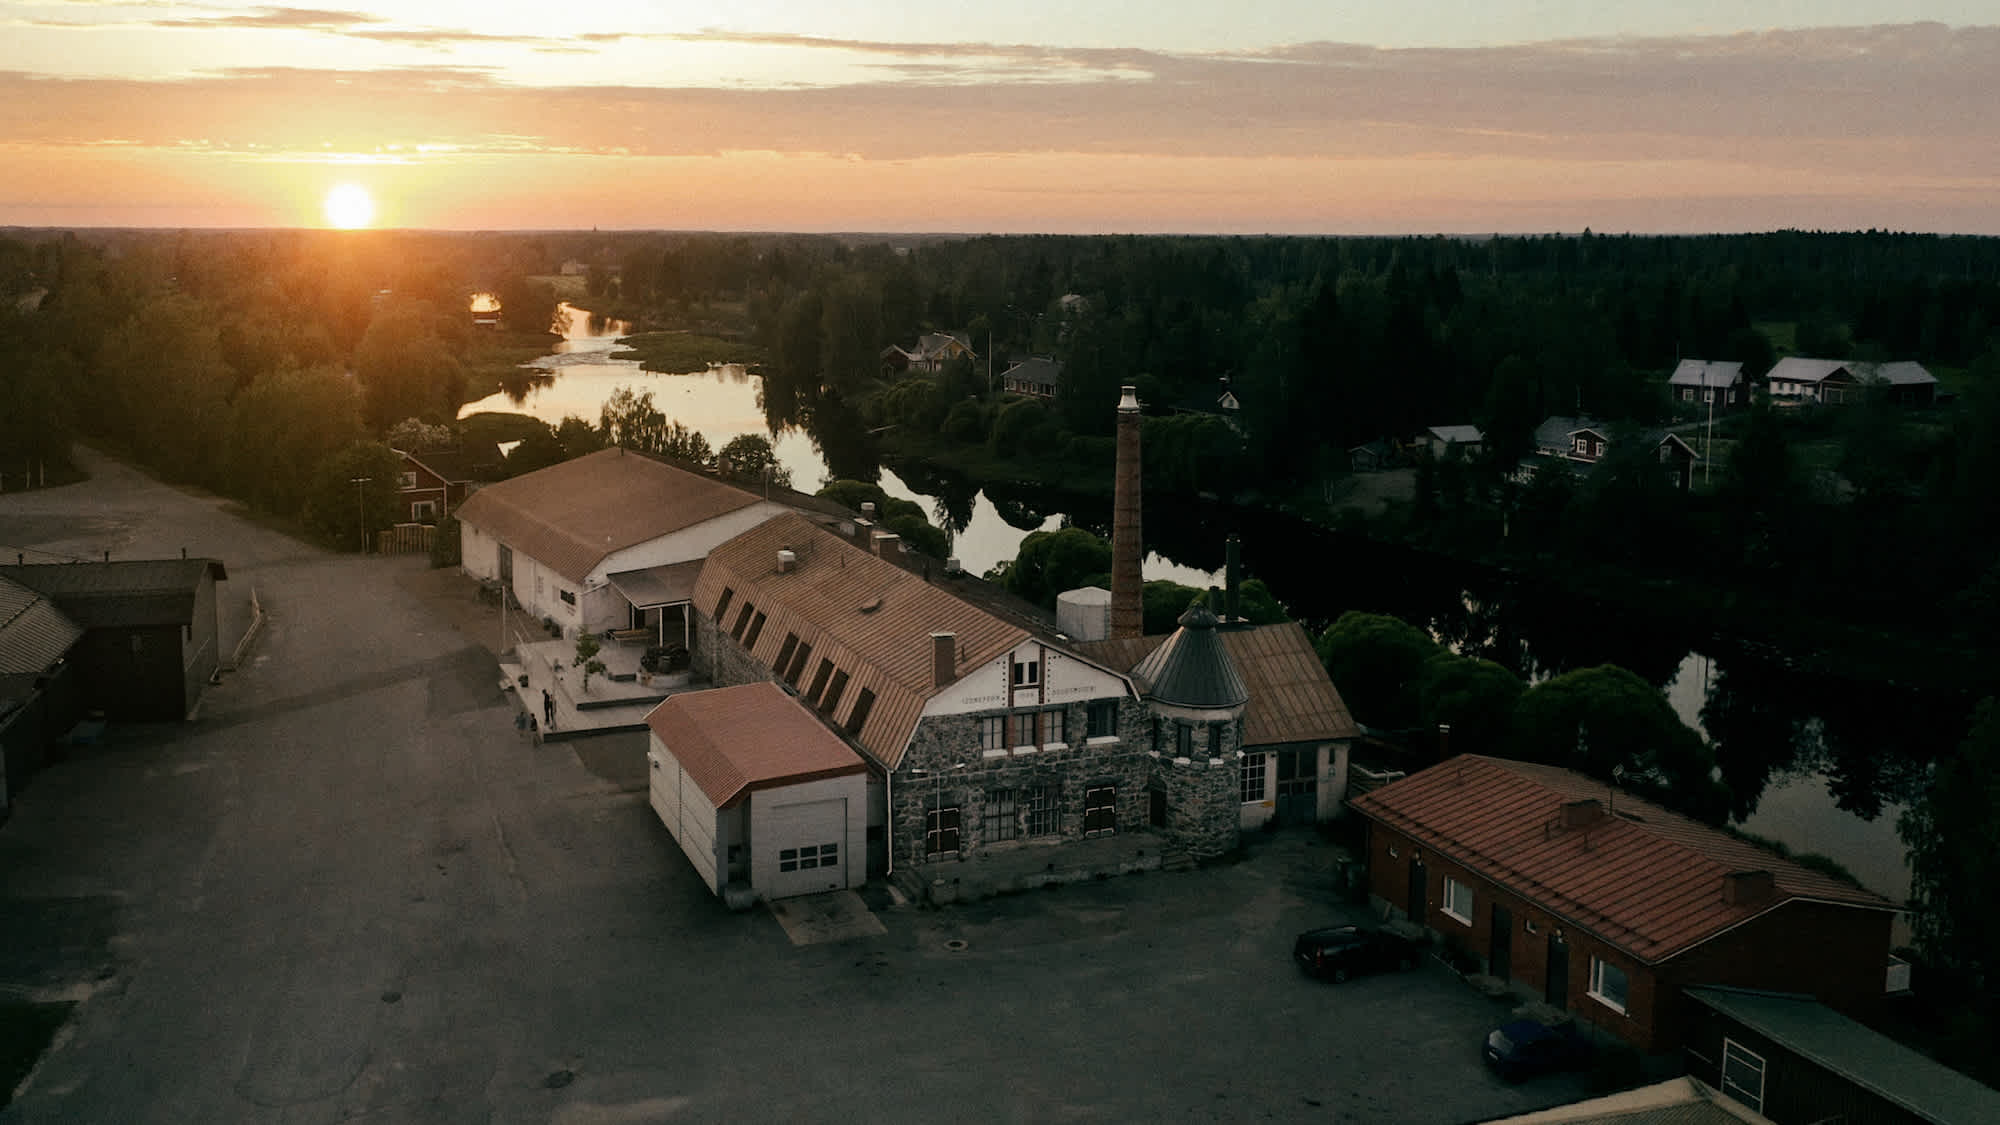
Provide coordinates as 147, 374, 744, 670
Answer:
1560, 798, 1605, 829
1110, 385, 1143, 639
1721, 870, 1777, 907
930, 632, 956, 688
1224, 533, 1242, 623
871, 530, 900, 555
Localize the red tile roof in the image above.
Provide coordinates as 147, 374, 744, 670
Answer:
643, 682, 867, 809
693, 514, 1038, 769
1078, 621, 1358, 747
1349, 755, 1896, 964
453, 448, 764, 585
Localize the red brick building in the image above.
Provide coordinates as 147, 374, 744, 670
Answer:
1349, 756, 1897, 1054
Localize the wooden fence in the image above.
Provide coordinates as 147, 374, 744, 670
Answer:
375, 523, 435, 556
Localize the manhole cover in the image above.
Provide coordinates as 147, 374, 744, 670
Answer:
380, 990, 402, 1004
943, 939, 968, 952
543, 1069, 576, 1090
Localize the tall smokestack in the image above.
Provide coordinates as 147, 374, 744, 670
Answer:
1224, 533, 1242, 623
1111, 385, 1144, 639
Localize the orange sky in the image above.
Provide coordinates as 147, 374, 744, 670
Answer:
4, 7, 1997, 233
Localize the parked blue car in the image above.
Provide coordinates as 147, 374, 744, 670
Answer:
1483, 1019, 1594, 1081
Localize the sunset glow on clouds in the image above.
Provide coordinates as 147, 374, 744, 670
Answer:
4, 2, 1997, 233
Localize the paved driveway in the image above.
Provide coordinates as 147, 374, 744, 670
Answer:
1, 452, 1591, 1123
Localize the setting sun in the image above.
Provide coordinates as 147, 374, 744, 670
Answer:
323, 183, 375, 229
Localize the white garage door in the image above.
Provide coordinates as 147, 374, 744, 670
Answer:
763, 797, 847, 899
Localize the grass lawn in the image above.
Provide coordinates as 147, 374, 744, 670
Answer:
609, 331, 769, 373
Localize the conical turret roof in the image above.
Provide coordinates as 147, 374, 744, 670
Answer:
1129, 601, 1248, 709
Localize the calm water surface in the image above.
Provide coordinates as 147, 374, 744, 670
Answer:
458, 305, 1216, 585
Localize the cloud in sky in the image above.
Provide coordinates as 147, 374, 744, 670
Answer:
0, 20, 1995, 231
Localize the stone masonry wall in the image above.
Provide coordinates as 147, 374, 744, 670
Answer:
1145, 704, 1246, 859
693, 611, 776, 693
895, 696, 1152, 871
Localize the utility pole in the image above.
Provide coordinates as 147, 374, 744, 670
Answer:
349, 476, 372, 554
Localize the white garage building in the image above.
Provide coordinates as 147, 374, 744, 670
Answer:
645, 682, 870, 902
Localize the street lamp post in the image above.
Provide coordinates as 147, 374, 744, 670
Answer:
349, 476, 372, 554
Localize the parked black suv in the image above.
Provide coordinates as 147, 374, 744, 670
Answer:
1291, 924, 1425, 982
1482, 1018, 1595, 1081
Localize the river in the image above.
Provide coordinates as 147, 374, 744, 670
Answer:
462, 305, 1956, 908
458, 305, 1217, 585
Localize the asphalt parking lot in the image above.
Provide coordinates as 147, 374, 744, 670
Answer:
1, 450, 1592, 1123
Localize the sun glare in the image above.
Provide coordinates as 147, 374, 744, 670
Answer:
323, 182, 375, 229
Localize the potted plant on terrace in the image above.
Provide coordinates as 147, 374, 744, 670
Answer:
639, 645, 668, 686
572, 630, 607, 693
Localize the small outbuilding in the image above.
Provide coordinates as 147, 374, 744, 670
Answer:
644, 681, 869, 903
0, 558, 227, 721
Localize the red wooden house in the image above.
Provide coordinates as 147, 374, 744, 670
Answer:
1349, 755, 1897, 1054
393, 448, 487, 524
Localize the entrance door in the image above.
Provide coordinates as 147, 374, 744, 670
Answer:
1275, 748, 1319, 824
1083, 785, 1118, 837
1490, 906, 1513, 982
765, 797, 847, 899
1545, 935, 1570, 1008
1148, 785, 1167, 828
1407, 858, 1428, 927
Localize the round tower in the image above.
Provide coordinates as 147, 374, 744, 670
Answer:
1131, 600, 1247, 859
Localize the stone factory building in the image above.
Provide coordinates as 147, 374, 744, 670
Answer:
688, 511, 1256, 886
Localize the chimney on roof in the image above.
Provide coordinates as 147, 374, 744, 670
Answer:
776, 549, 797, 574
931, 632, 956, 688
860, 501, 877, 518
871, 530, 900, 556
1721, 870, 1777, 907
1110, 386, 1143, 639
1560, 798, 1605, 829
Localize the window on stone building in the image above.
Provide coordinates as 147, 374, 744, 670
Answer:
1007, 712, 1034, 747
1206, 722, 1223, 757
980, 716, 1005, 751
984, 788, 1018, 842
925, 796, 961, 857
775, 634, 798, 676
730, 601, 755, 640
1240, 753, 1267, 802
1041, 708, 1066, 746
1086, 700, 1117, 739
1025, 785, 1061, 837
1011, 656, 1040, 688
742, 611, 767, 649
714, 587, 734, 622
1175, 722, 1194, 757
1083, 785, 1117, 837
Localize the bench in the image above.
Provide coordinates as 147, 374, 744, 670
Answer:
609, 628, 654, 646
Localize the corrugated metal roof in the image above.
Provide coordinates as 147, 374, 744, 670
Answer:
644, 682, 866, 809
1129, 602, 1247, 709
1685, 988, 2000, 1124
1766, 358, 1935, 388
1669, 360, 1744, 388
0, 574, 82, 676
694, 514, 1032, 770
1427, 424, 1485, 444
1078, 621, 1358, 747
0, 559, 224, 629
1349, 755, 1895, 964
453, 447, 763, 585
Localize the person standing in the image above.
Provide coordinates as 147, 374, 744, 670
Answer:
542, 688, 556, 730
